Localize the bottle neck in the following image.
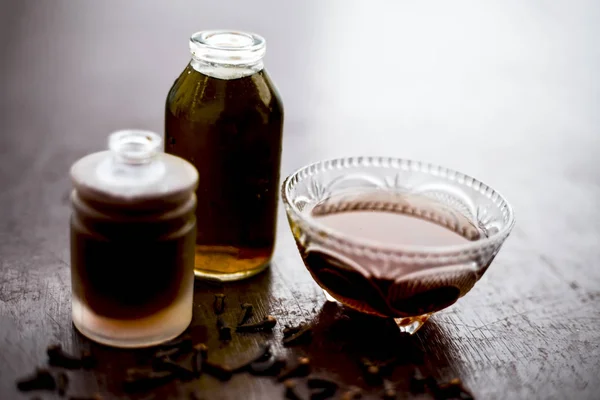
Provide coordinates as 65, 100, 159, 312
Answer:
190, 58, 263, 80
189, 30, 266, 80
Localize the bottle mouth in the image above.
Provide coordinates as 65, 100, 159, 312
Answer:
189, 30, 266, 66
108, 130, 162, 165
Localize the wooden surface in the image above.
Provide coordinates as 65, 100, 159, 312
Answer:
1, 1, 599, 399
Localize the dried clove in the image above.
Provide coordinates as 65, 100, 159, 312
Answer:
236, 315, 277, 333
410, 368, 428, 393
375, 357, 397, 376
203, 361, 233, 381
213, 293, 226, 315
16, 368, 56, 392
282, 324, 305, 338
282, 325, 313, 347
80, 350, 96, 369
231, 344, 272, 373
359, 358, 383, 386
248, 355, 287, 376
154, 347, 182, 360
277, 357, 311, 381
238, 303, 254, 326
194, 343, 209, 359
433, 378, 474, 400
191, 349, 204, 377
189, 391, 205, 400
124, 368, 175, 392
308, 377, 339, 400
57, 372, 69, 396
47, 344, 84, 369
158, 333, 193, 352
153, 357, 196, 381
340, 386, 363, 400
68, 395, 103, 400
382, 380, 397, 400
284, 379, 302, 400
216, 316, 232, 341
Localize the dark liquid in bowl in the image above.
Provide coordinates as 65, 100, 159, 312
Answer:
299, 192, 483, 318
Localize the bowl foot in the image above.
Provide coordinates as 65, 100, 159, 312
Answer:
394, 313, 431, 335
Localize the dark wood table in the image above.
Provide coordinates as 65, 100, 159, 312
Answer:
1, 1, 599, 399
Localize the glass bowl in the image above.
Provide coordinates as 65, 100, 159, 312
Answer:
281, 157, 515, 334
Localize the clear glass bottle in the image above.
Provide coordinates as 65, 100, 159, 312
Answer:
165, 30, 284, 281
70, 130, 198, 348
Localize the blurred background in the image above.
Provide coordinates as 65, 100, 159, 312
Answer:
1, 0, 598, 279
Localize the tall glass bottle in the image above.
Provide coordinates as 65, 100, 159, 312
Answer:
165, 30, 284, 281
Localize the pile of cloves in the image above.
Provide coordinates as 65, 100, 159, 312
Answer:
15, 296, 475, 400
212, 293, 278, 340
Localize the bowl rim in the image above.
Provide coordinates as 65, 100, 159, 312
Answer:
281, 156, 516, 257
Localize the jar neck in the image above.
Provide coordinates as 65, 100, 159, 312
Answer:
97, 130, 166, 188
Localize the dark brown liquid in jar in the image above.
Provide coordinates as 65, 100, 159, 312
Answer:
165, 31, 283, 281
69, 130, 198, 348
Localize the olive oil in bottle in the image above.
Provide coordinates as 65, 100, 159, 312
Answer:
165, 31, 284, 281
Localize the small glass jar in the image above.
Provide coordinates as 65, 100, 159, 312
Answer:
70, 130, 198, 348
165, 30, 284, 281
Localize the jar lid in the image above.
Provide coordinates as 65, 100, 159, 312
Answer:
70, 130, 198, 207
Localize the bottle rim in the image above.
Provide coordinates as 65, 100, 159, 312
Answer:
189, 30, 266, 66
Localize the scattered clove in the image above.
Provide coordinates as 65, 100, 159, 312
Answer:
158, 333, 193, 352
248, 355, 287, 376
203, 361, 233, 381
375, 357, 397, 376
277, 357, 311, 381
341, 386, 363, 400
284, 379, 302, 400
191, 349, 204, 377
308, 376, 339, 400
123, 368, 175, 392
154, 347, 182, 360
433, 378, 474, 400
47, 344, 84, 369
282, 324, 313, 347
80, 350, 96, 370
153, 357, 196, 381
236, 315, 277, 333
68, 395, 103, 400
231, 344, 272, 373
359, 358, 383, 386
282, 324, 305, 338
16, 368, 56, 392
213, 293, 226, 315
238, 303, 254, 326
410, 368, 428, 393
216, 316, 232, 341
194, 343, 209, 359
57, 372, 69, 396
382, 380, 397, 400
189, 391, 205, 400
